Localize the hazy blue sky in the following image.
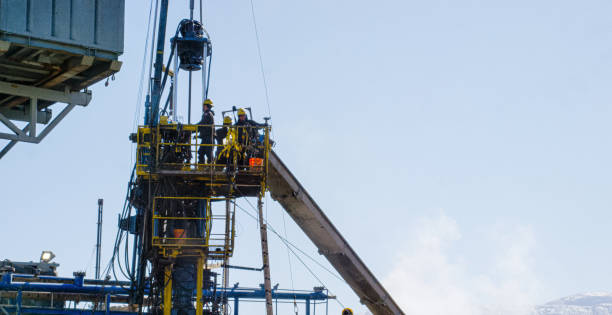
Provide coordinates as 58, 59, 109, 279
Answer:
2, 1, 612, 314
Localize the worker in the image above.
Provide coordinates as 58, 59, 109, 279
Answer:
234, 108, 265, 165
215, 116, 232, 164
197, 99, 215, 164
235, 108, 264, 145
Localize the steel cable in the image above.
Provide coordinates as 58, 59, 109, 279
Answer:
232, 197, 346, 309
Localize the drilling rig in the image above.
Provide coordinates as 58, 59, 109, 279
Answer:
0, 1, 404, 314
127, 2, 274, 314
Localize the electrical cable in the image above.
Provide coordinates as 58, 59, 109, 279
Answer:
102, 165, 137, 284
147, 0, 160, 95
234, 195, 344, 281
188, 71, 193, 124
281, 208, 299, 314
248, 0, 272, 119
237, 200, 346, 308
83, 246, 97, 276
131, 0, 155, 165
205, 50, 212, 99
232, 197, 346, 308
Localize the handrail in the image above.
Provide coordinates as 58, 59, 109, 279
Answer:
134, 123, 271, 175
150, 197, 235, 258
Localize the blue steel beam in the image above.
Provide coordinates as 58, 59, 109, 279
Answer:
1, 274, 329, 301
0, 283, 328, 301
1, 273, 329, 315
205, 288, 328, 301
0, 306, 136, 315
0, 282, 131, 295
10, 274, 132, 287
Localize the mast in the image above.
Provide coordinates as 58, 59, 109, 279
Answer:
95, 198, 103, 280
148, 0, 170, 126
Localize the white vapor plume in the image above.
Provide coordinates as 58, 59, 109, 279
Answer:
383, 213, 542, 315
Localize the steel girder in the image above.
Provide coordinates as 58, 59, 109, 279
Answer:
0, 81, 91, 159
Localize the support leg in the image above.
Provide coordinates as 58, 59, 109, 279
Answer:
196, 256, 204, 315
0, 140, 18, 159
0, 123, 29, 160
223, 200, 231, 315
29, 97, 37, 137
164, 265, 173, 315
258, 196, 274, 315
16, 290, 22, 315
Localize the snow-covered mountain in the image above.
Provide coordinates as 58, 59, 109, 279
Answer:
536, 292, 612, 315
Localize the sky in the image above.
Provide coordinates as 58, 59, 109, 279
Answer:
1, 0, 612, 314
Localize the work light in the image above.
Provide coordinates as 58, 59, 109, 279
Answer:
40, 251, 55, 263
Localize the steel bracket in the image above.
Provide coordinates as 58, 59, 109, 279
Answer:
0, 81, 91, 159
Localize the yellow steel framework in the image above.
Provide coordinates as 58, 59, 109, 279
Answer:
155, 197, 235, 315
134, 119, 271, 184
132, 118, 271, 315
163, 266, 173, 315
152, 196, 235, 259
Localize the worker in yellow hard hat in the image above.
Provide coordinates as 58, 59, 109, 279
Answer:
215, 116, 232, 164
196, 99, 215, 164
234, 108, 265, 166
235, 108, 254, 144
222, 115, 232, 125
237, 108, 247, 120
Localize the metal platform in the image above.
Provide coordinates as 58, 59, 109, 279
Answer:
0, 0, 124, 158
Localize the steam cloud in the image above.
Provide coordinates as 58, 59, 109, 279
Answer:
382, 213, 543, 315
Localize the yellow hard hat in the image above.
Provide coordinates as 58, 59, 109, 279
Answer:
203, 99, 213, 106
342, 308, 353, 315
237, 108, 246, 116
159, 115, 169, 125
223, 116, 232, 124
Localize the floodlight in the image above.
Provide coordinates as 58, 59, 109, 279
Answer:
40, 251, 55, 263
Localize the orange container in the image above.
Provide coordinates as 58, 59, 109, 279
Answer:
173, 229, 186, 238
249, 158, 263, 168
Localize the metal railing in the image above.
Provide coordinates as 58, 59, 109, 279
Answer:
0, 273, 331, 315
151, 197, 235, 259
135, 122, 270, 176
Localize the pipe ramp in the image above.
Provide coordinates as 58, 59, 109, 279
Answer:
267, 150, 404, 315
